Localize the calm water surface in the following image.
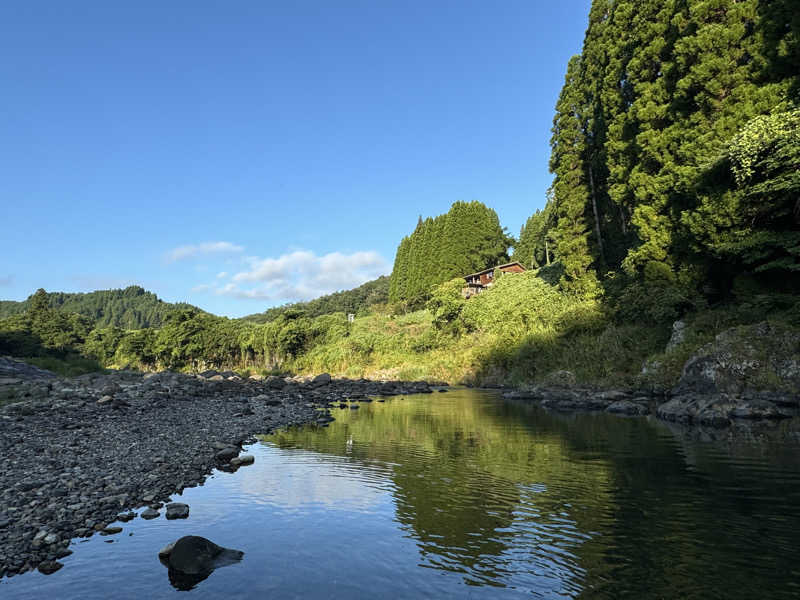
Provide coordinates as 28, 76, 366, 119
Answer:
3, 389, 800, 599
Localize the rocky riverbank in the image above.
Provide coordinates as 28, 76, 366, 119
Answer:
0, 361, 435, 579
501, 321, 800, 427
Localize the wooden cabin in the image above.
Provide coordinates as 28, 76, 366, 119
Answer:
462, 261, 526, 298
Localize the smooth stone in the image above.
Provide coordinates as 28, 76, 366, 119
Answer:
140, 508, 160, 520
165, 503, 190, 520
215, 447, 239, 462
37, 560, 63, 575
162, 535, 244, 575
230, 455, 254, 467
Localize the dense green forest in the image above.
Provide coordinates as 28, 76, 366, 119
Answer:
241, 276, 390, 323
1, 0, 797, 383
389, 201, 513, 307
515, 0, 799, 315
0, 286, 199, 329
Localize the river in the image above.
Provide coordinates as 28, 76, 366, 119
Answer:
3, 388, 799, 599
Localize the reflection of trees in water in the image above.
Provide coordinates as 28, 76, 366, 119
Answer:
266, 391, 615, 592
265, 392, 800, 599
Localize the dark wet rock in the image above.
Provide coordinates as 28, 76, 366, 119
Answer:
100, 526, 123, 535
117, 512, 136, 522
165, 503, 190, 520
37, 560, 63, 575
310, 373, 332, 388
264, 376, 285, 389
215, 447, 239, 463
230, 455, 254, 467
658, 393, 791, 426
606, 400, 649, 416
140, 508, 160, 520
159, 535, 244, 590
502, 389, 542, 400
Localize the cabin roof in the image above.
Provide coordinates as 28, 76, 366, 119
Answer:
462, 261, 525, 279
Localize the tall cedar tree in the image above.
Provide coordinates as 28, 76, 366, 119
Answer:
388, 201, 512, 305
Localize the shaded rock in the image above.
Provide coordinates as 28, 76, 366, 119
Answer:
159, 535, 244, 590
674, 322, 800, 396
666, 319, 687, 351
606, 400, 649, 416
165, 503, 190, 520
230, 454, 254, 467
215, 447, 239, 462
543, 370, 576, 387
37, 560, 63, 575
264, 376, 285, 389
310, 373, 332, 387
141, 508, 160, 520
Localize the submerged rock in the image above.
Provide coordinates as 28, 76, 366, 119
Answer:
159, 535, 244, 590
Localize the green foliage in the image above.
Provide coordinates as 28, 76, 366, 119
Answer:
512, 204, 556, 269
242, 276, 389, 323
426, 278, 467, 334
389, 201, 513, 306
0, 285, 200, 329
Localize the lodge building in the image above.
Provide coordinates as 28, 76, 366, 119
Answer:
461, 261, 526, 298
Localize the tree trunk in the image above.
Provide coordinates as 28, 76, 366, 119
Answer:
588, 165, 606, 266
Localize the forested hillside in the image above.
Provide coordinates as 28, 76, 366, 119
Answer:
241, 276, 390, 324
516, 0, 799, 313
389, 201, 513, 306
1, 0, 797, 384
0, 286, 199, 329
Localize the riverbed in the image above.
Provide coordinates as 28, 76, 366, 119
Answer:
3, 388, 799, 599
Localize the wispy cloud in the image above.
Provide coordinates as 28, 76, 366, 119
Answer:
0, 275, 13, 287
194, 249, 389, 302
164, 241, 244, 263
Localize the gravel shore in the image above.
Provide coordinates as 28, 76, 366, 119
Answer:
0, 363, 434, 578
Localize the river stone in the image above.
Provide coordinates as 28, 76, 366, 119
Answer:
310, 373, 332, 387
141, 508, 160, 520
37, 560, 63, 575
215, 447, 239, 462
162, 535, 244, 575
165, 503, 190, 520
230, 454, 254, 467
606, 400, 649, 416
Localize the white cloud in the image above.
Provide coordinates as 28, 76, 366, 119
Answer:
214, 249, 389, 302
164, 241, 244, 263
216, 271, 228, 279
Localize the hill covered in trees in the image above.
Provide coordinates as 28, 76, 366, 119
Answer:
241, 276, 390, 324
389, 201, 513, 307
1, 0, 797, 386
0, 286, 200, 329
514, 0, 799, 313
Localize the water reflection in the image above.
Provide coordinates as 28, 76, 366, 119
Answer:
264, 390, 800, 599
3, 389, 800, 599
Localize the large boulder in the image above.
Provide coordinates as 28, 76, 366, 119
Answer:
310, 373, 332, 388
674, 322, 800, 396
159, 535, 244, 590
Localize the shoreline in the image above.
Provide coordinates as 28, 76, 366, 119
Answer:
0, 367, 433, 578
2, 357, 797, 578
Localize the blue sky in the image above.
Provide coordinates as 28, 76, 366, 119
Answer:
1, 0, 590, 317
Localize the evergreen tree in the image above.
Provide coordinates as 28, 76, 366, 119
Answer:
549, 55, 601, 296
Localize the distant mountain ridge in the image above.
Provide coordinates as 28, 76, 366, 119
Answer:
240, 276, 390, 323
0, 286, 200, 329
